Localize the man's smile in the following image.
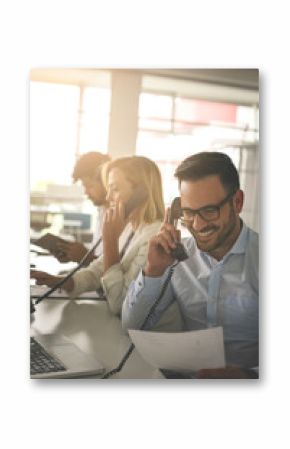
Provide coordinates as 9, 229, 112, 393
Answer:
193, 226, 218, 241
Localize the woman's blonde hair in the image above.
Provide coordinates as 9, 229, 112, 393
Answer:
103, 156, 165, 227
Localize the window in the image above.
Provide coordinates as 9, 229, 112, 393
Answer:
79, 86, 111, 154
30, 82, 80, 190
30, 80, 111, 191
137, 89, 259, 231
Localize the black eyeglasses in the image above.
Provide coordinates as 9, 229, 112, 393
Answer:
180, 191, 236, 223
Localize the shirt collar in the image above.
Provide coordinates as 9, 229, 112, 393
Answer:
228, 220, 248, 255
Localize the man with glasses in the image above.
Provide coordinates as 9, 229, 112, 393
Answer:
122, 152, 258, 379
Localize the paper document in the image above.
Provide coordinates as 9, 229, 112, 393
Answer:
30, 285, 101, 299
128, 327, 225, 372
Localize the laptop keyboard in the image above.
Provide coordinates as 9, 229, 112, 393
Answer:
30, 337, 67, 375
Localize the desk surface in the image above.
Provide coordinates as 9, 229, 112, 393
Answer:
31, 298, 163, 379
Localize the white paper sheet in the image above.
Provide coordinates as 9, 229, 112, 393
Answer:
128, 327, 225, 372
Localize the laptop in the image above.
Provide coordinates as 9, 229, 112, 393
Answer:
31, 333, 104, 379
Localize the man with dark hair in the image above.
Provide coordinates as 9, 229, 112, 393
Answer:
72, 151, 110, 205
122, 152, 259, 379
54, 151, 110, 264
175, 152, 240, 193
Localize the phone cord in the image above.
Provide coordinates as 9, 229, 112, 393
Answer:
34, 230, 136, 308
102, 261, 179, 379
33, 237, 102, 307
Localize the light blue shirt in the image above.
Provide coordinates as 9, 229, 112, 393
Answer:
122, 222, 259, 368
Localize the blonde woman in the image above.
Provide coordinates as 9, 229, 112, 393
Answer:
31, 156, 165, 316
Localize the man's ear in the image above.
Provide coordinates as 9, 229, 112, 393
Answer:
233, 189, 244, 214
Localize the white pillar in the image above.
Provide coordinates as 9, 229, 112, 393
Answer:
108, 71, 142, 158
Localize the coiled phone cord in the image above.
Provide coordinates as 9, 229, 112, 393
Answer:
102, 261, 179, 379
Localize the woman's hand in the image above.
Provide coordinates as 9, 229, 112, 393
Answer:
102, 200, 127, 272
102, 199, 127, 244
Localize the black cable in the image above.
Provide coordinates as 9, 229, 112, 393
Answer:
32, 237, 102, 308
102, 261, 179, 379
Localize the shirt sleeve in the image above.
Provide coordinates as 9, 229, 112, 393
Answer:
122, 267, 176, 331
68, 257, 104, 299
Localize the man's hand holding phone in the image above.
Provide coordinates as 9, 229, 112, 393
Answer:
144, 208, 181, 277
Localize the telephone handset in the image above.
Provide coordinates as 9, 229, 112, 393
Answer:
32, 186, 149, 313
167, 197, 188, 261
124, 184, 148, 218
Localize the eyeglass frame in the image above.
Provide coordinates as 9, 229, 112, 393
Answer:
180, 190, 237, 223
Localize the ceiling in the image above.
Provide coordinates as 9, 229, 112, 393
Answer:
132, 69, 259, 90
30, 68, 259, 91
